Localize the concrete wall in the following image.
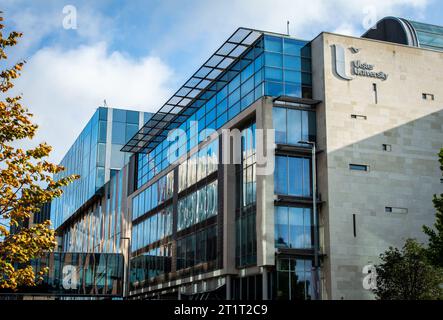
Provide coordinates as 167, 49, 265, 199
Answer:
312, 33, 443, 299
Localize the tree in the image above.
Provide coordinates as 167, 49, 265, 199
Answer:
423, 149, 443, 268
373, 239, 443, 300
0, 12, 79, 290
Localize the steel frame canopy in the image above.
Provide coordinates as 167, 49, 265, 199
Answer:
121, 28, 264, 154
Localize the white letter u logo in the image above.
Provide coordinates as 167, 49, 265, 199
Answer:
332, 44, 353, 81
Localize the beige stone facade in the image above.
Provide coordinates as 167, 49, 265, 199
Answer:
311, 33, 443, 299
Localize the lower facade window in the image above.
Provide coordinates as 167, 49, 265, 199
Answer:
275, 206, 312, 249
176, 225, 218, 270
129, 243, 172, 291
231, 274, 263, 300
270, 258, 317, 300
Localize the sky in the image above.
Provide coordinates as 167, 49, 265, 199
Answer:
1, 0, 443, 164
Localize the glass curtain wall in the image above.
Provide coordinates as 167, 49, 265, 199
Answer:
275, 206, 313, 249
61, 169, 125, 254
273, 107, 316, 146
51, 108, 104, 229
272, 258, 315, 300
263, 36, 312, 99
136, 35, 311, 190
274, 155, 311, 197
236, 123, 257, 267
52, 107, 149, 230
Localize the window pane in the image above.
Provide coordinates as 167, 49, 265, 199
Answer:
113, 109, 126, 122
265, 52, 283, 68
288, 157, 302, 196
265, 82, 283, 97
98, 120, 107, 143
112, 121, 126, 145
284, 69, 302, 84
265, 67, 283, 82
287, 109, 301, 145
302, 158, 311, 197
284, 38, 304, 56
289, 207, 304, 248
126, 110, 139, 124
273, 107, 287, 144
283, 55, 301, 70
275, 207, 288, 248
264, 36, 283, 53
275, 156, 288, 195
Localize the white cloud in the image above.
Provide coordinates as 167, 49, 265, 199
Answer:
13, 43, 174, 163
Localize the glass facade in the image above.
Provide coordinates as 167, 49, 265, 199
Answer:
177, 181, 218, 231
275, 155, 311, 197
132, 171, 174, 221
51, 107, 151, 230
176, 224, 218, 270
236, 123, 257, 267
273, 106, 316, 145
61, 169, 126, 254
126, 31, 313, 297
129, 247, 172, 291
136, 35, 311, 190
271, 258, 315, 300
408, 20, 443, 51
275, 206, 313, 249
131, 206, 173, 252
51, 108, 106, 230
27, 252, 124, 297
130, 136, 220, 287
177, 138, 219, 193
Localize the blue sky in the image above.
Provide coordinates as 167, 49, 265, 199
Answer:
1, 0, 442, 163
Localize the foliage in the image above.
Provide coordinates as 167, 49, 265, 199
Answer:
373, 239, 443, 300
0, 11, 79, 290
423, 149, 443, 268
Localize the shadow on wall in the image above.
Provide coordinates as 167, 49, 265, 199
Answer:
321, 108, 443, 300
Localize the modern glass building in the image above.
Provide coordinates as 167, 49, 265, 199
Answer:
122, 28, 319, 300
44, 16, 443, 300
51, 107, 152, 230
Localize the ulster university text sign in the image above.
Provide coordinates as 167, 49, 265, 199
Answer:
332, 44, 388, 81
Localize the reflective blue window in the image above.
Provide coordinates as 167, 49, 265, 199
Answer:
217, 112, 228, 129
274, 156, 311, 197
264, 35, 283, 52
229, 102, 241, 120
284, 83, 302, 97
98, 120, 107, 143
273, 107, 316, 145
113, 109, 126, 122
217, 98, 228, 117
228, 87, 241, 107
265, 52, 283, 68
99, 107, 108, 120
112, 121, 126, 145
283, 55, 301, 70
284, 69, 301, 84
273, 107, 286, 143
265, 67, 283, 82
127, 110, 139, 124
275, 156, 288, 195
265, 82, 283, 96
275, 206, 312, 249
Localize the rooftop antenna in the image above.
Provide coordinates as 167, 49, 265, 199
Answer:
287, 20, 290, 36
103, 99, 108, 107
